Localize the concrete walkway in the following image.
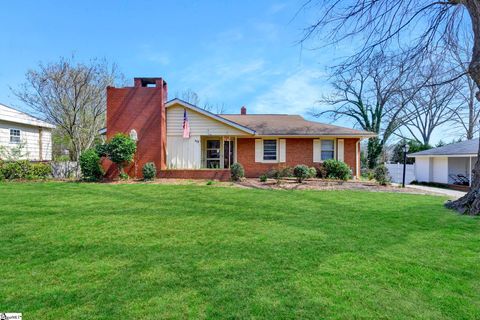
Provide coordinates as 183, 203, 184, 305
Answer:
406, 185, 467, 199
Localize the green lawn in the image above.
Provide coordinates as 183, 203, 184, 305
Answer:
0, 182, 479, 319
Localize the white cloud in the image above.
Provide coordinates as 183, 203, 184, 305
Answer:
250, 68, 329, 115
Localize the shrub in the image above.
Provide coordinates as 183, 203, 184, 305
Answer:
230, 163, 244, 181
1, 160, 32, 180
374, 164, 390, 186
142, 162, 156, 181
323, 159, 351, 181
308, 167, 317, 179
293, 164, 310, 183
106, 133, 137, 175
119, 172, 129, 180
206, 180, 214, 185
315, 164, 328, 178
79, 149, 103, 181
259, 174, 267, 182
31, 163, 52, 179
95, 143, 109, 157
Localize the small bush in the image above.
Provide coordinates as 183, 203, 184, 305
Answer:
95, 143, 109, 157
206, 180, 214, 185
119, 172, 129, 180
315, 164, 328, 178
31, 163, 52, 179
323, 159, 351, 181
259, 174, 267, 182
374, 164, 390, 186
308, 167, 317, 179
1, 160, 32, 180
142, 162, 156, 181
293, 164, 310, 183
230, 163, 244, 181
79, 149, 103, 181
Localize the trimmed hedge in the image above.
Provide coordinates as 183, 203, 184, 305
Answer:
230, 163, 245, 181
0, 160, 51, 180
323, 159, 351, 181
142, 162, 157, 181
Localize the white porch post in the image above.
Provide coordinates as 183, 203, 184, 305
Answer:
469, 156, 472, 187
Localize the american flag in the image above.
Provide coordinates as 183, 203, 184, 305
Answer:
183, 109, 190, 138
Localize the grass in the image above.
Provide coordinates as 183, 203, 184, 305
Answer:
0, 182, 479, 319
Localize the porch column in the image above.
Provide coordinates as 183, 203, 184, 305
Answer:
469, 157, 472, 187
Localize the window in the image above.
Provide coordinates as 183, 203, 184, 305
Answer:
10, 129, 20, 144
206, 139, 221, 168
263, 139, 277, 161
321, 140, 334, 160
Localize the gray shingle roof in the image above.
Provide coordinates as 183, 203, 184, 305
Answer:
220, 114, 375, 137
408, 139, 479, 157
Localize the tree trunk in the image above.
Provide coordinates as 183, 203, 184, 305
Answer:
367, 137, 383, 169
446, 1, 480, 215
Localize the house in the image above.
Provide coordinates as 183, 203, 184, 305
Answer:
102, 77, 375, 180
0, 103, 54, 161
408, 139, 478, 186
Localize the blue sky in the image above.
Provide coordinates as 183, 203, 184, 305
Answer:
0, 1, 333, 115
0, 0, 459, 144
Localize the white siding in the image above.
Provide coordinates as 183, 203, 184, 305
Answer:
432, 157, 448, 184
166, 136, 201, 169
166, 105, 248, 136
0, 120, 52, 161
0, 104, 54, 128
415, 157, 431, 182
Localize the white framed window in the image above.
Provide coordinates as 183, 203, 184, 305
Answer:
263, 139, 277, 161
321, 139, 335, 160
10, 129, 21, 144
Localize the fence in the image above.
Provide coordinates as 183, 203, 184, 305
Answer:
384, 163, 415, 184
51, 161, 80, 179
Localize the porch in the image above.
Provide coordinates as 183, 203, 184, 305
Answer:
166, 135, 237, 170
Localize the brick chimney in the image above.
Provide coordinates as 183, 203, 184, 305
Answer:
105, 77, 168, 178
241, 106, 247, 115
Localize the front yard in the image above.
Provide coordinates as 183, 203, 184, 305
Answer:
0, 182, 479, 319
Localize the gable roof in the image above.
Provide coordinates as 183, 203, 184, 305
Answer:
220, 114, 376, 137
165, 99, 256, 134
0, 103, 55, 129
409, 139, 478, 157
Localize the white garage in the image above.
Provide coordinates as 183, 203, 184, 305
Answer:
408, 139, 478, 186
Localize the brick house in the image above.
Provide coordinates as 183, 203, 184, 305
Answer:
102, 77, 375, 180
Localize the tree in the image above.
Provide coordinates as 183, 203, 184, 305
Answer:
299, 0, 480, 215
448, 36, 480, 139
105, 133, 137, 177
314, 54, 416, 168
390, 139, 432, 164
175, 89, 226, 114
13, 56, 123, 162
399, 57, 460, 145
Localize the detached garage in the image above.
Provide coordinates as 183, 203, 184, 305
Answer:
408, 139, 478, 187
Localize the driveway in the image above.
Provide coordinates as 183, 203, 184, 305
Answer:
406, 185, 467, 199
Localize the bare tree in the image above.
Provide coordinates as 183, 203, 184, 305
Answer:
13, 57, 122, 162
175, 89, 226, 114
448, 36, 480, 139
299, 0, 480, 215
399, 58, 461, 145
314, 54, 416, 168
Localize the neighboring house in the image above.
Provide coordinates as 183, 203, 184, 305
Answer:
408, 139, 478, 186
0, 103, 55, 161
102, 77, 375, 179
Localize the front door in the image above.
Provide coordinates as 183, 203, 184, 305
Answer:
224, 140, 234, 168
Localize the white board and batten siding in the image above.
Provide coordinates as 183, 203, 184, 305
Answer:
166, 104, 248, 169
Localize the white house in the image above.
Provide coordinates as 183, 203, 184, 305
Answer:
0, 103, 55, 161
408, 139, 478, 186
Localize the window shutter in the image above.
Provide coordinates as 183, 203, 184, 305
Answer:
255, 139, 262, 162
313, 139, 321, 162
279, 139, 286, 162
337, 139, 344, 162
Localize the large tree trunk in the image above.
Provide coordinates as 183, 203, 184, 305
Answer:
446, 1, 480, 215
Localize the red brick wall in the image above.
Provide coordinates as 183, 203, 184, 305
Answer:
104, 78, 167, 179
236, 138, 360, 178
158, 169, 231, 181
